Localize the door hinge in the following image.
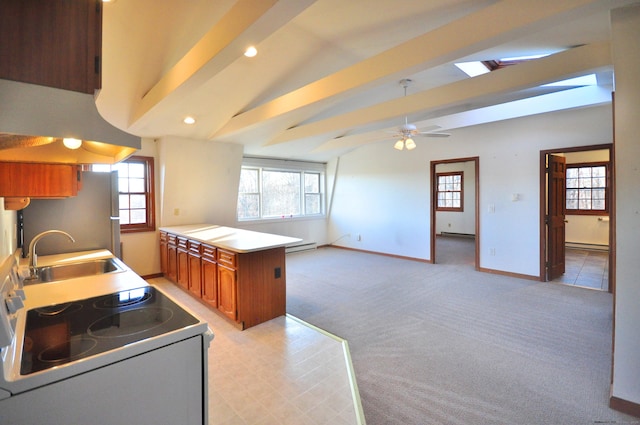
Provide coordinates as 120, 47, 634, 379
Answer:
544, 215, 549, 224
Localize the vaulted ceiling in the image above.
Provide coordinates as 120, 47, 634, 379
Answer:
95, 0, 638, 162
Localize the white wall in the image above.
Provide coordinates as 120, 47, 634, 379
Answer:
329, 104, 613, 277
564, 150, 610, 247
611, 3, 640, 408
435, 161, 476, 235
157, 136, 244, 227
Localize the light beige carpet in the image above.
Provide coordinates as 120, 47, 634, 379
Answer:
285, 243, 635, 425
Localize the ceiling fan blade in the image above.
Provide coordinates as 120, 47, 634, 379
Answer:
420, 132, 450, 138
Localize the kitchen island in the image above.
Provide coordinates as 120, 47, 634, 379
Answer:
159, 224, 301, 330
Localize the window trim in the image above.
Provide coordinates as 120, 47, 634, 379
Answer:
565, 161, 609, 216
237, 157, 326, 222
436, 171, 464, 212
119, 156, 156, 233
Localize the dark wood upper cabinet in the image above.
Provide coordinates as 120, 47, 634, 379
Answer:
0, 0, 102, 94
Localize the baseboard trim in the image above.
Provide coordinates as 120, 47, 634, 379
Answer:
610, 396, 640, 418
327, 244, 431, 263
142, 272, 164, 280
477, 266, 540, 282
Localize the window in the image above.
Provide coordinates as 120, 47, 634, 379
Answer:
93, 156, 156, 233
566, 162, 608, 214
237, 158, 325, 221
436, 172, 463, 212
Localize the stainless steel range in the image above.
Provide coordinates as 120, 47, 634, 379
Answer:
0, 252, 213, 425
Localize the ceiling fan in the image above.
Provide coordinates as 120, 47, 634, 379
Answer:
391, 79, 450, 151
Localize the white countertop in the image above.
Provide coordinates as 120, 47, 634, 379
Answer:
159, 224, 302, 253
18, 250, 148, 309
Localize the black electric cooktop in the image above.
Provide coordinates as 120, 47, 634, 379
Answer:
21, 286, 199, 375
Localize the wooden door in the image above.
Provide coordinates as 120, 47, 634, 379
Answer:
548, 154, 567, 280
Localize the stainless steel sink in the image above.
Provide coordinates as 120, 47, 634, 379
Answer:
25, 258, 125, 284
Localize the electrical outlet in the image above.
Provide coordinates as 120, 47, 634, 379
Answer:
490, 248, 496, 256
173, 208, 180, 216
274, 267, 281, 279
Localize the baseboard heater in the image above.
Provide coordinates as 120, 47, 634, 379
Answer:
565, 242, 609, 252
286, 242, 317, 253
439, 232, 475, 239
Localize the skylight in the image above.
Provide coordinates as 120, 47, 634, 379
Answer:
543, 74, 597, 87
454, 62, 490, 77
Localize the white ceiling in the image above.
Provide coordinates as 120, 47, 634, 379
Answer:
95, 0, 638, 162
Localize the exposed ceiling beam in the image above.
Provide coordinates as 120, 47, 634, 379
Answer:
129, 0, 316, 130
266, 42, 611, 146
314, 85, 613, 153
213, 0, 606, 140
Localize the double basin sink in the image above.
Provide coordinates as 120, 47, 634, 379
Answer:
24, 257, 124, 285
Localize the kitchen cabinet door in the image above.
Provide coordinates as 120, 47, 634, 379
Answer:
187, 253, 202, 297
167, 235, 177, 283
217, 264, 237, 321
0, 0, 102, 94
0, 162, 80, 198
201, 257, 217, 308
177, 237, 189, 290
159, 232, 168, 276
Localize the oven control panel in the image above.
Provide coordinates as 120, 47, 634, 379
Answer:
0, 255, 25, 349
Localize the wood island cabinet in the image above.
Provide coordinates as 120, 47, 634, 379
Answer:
177, 237, 189, 291
166, 233, 178, 283
159, 232, 168, 275
201, 244, 217, 308
216, 250, 237, 321
187, 240, 202, 297
159, 228, 290, 330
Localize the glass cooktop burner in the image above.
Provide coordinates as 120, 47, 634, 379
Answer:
21, 286, 198, 375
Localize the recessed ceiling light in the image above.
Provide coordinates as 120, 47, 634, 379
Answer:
244, 46, 257, 58
63, 138, 82, 149
183, 116, 196, 125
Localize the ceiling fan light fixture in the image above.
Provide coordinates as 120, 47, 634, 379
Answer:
405, 138, 416, 150
394, 140, 405, 150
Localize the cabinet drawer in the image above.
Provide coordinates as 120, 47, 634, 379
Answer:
160, 231, 168, 243
177, 237, 188, 250
188, 240, 201, 255
217, 249, 237, 268
168, 234, 177, 246
202, 244, 216, 261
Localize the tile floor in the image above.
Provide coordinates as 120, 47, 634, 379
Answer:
553, 248, 609, 291
148, 278, 364, 425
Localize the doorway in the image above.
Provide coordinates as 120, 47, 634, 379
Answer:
430, 157, 479, 268
540, 145, 614, 292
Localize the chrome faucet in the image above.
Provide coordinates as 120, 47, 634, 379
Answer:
28, 230, 76, 278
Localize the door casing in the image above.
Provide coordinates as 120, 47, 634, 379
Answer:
430, 156, 479, 268
539, 144, 614, 292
